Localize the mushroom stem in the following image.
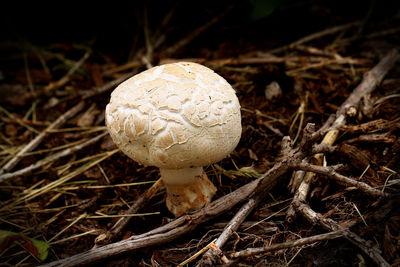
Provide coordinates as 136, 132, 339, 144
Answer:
160, 167, 217, 217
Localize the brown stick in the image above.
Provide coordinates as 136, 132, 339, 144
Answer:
160, 55, 368, 67
196, 186, 265, 266
0, 101, 85, 176
44, 50, 91, 93
337, 49, 400, 118
294, 202, 389, 267
39, 179, 259, 266
268, 21, 362, 54
0, 131, 107, 182
40, 144, 292, 267
287, 49, 399, 221
230, 230, 346, 258
81, 72, 136, 99
93, 178, 164, 247
196, 138, 295, 266
294, 161, 388, 198
39, 50, 399, 267
39, 127, 391, 266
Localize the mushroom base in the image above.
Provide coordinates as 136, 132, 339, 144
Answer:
163, 171, 217, 217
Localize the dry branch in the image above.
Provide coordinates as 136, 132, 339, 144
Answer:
294, 202, 390, 267
40, 178, 260, 267
197, 193, 263, 266
25, 32, 398, 267
81, 72, 136, 99
287, 49, 399, 221
0, 131, 107, 182
230, 230, 346, 258
0, 101, 85, 176
94, 178, 164, 246
196, 138, 296, 266
294, 161, 388, 198
40, 138, 294, 267
43, 50, 91, 93
268, 21, 362, 54
337, 49, 400, 118
39, 118, 393, 266
160, 55, 368, 67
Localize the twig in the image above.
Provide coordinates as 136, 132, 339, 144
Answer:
38, 50, 399, 266
337, 49, 400, 118
163, 6, 232, 56
0, 131, 107, 182
38, 119, 393, 266
178, 239, 217, 266
93, 178, 163, 247
43, 50, 91, 93
294, 202, 389, 267
293, 44, 343, 59
81, 72, 136, 99
335, 26, 400, 47
39, 136, 294, 267
230, 229, 346, 258
196, 194, 263, 266
287, 49, 399, 221
294, 161, 388, 198
285, 58, 368, 76
196, 138, 297, 266
0, 101, 85, 176
39, 179, 260, 266
268, 21, 361, 54
2, 149, 119, 210
160, 55, 368, 67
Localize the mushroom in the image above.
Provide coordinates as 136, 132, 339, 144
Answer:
105, 62, 242, 217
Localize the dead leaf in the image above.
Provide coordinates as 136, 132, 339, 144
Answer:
0, 230, 50, 261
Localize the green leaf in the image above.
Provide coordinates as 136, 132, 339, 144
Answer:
0, 230, 50, 261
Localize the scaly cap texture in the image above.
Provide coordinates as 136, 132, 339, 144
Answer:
106, 62, 241, 169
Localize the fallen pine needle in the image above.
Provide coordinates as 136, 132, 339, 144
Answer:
50, 230, 97, 245
65, 180, 156, 189
353, 203, 368, 226
87, 212, 160, 219
48, 213, 87, 242
230, 230, 346, 258
3, 149, 119, 209
178, 239, 217, 266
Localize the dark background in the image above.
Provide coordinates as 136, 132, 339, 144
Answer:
2, 0, 399, 63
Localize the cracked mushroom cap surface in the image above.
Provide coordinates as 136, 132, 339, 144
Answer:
105, 62, 242, 169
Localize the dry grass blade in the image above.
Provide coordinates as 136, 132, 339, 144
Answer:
0, 131, 108, 182
1, 149, 119, 210
48, 213, 87, 242
43, 50, 91, 93
0, 101, 85, 175
230, 230, 346, 258
287, 48, 399, 220
0, 105, 40, 134
87, 212, 160, 219
178, 239, 217, 266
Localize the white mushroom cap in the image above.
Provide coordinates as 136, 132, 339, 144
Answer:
105, 62, 241, 169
